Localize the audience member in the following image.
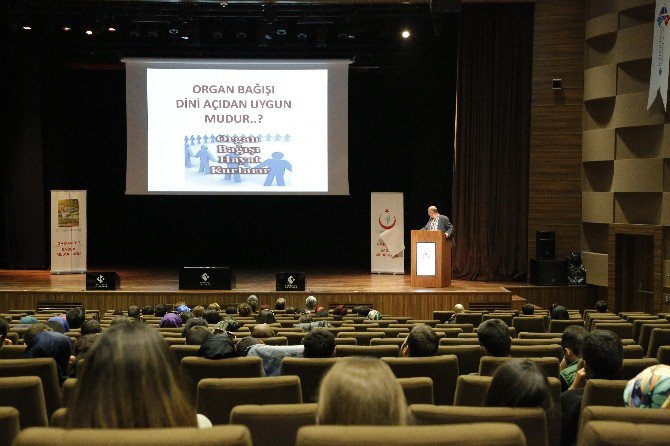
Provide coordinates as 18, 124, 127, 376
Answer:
175, 302, 190, 314
191, 305, 205, 318
275, 297, 286, 311
19, 315, 38, 325
402, 324, 439, 357
238, 303, 252, 317
0, 318, 10, 345
197, 332, 237, 359
127, 306, 142, 321
251, 323, 276, 339
448, 303, 465, 323
179, 311, 193, 325
477, 319, 511, 357
595, 300, 608, 313
551, 305, 570, 321
66, 322, 209, 428
111, 315, 132, 326
200, 309, 220, 325
315, 306, 329, 318
225, 306, 238, 315
560, 330, 623, 446
207, 302, 221, 311
367, 309, 381, 320
486, 359, 552, 410
181, 317, 208, 337
247, 342, 304, 377
357, 306, 371, 317
317, 357, 408, 425
305, 296, 317, 312
185, 326, 212, 346
24, 330, 72, 383
154, 304, 168, 318
141, 306, 155, 316
65, 306, 86, 329
112, 309, 124, 316
332, 305, 348, 320
159, 312, 182, 328
74, 333, 99, 358
521, 304, 535, 315
560, 325, 587, 391
23, 323, 51, 347
624, 364, 670, 409
46, 316, 69, 333
235, 336, 262, 356
303, 328, 336, 358
247, 295, 259, 313
256, 309, 276, 324
80, 319, 102, 335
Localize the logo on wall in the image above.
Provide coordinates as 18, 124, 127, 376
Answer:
378, 208, 397, 230
287, 275, 295, 285
650, 1, 670, 110
201, 273, 210, 282
658, 6, 669, 30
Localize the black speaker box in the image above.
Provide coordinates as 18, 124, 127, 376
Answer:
86, 272, 120, 290
179, 267, 235, 290
530, 259, 567, 286
536, 230, 556, 260
430, 0, 461, 13
276, 272, 306, 291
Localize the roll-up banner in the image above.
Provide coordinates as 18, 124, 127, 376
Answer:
371, 192, 405, 274
50, 190, 87, 274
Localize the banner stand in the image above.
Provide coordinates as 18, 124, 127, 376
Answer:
50, 190, 87, 274
371, 192, 405, 274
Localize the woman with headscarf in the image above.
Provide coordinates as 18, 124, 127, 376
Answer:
24, 330, 73, 383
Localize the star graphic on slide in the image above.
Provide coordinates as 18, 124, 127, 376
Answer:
385, 209, 390, 213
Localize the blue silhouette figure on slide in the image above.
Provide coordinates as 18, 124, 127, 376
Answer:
194, 145, 216, 173
184, 144, 195, 167
222, 153, 251, 182
256, 152, 292, 186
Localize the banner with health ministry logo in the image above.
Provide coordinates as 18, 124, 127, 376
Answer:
649, 1, 670, 110
371, 192, 405, 274
50, 190, 87, 274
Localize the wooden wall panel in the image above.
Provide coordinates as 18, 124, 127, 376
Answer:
528, 0, 585, 262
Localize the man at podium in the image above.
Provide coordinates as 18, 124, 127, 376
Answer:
422, 206, 455, 244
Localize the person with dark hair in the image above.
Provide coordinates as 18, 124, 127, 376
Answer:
486, 359, 553, 410
80, 319, 102, 335
595, 300, 608, 313
70, 333, 100, 377
127, 306, 142, 321
112, 309, 124, 316
154, 304, 168, 318
477, 319, 511, 357
224, 306, 237, 315
179, 311, 193, 325
303, 328, 336, 358
275, 298, 286, 311
0, 318, 10, 345
185, 326, 212, 346
402, 324, 439, 357
25, 330, 72, 383
181, 317, 208, 337
238, 303, 252, 317
247, 295, 259, 313
66, 322, 210, 428
550, 305, 570, 321
521, 304, 535, 316
236, 336, 263, 356
23, 324, 51, 348
65, 307, 86, 329
357, 306, 371, 317
560, 325, 587, 391
197, 332, 237, 360
141, 306, 155, 316
111, 315, 132, 326
251, 324, 275, 339
256, 309, 276, 324
560, 330, 624, 446
203, 309, 222, 324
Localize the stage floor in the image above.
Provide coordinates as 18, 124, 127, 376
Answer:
0, 268, 522, 293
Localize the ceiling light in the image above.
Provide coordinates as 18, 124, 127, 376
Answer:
63, 26, 71, 32
401, 30, 411, 39
108, 27, 116, 32
85, 30, 93, 35
22, 26, 31, 30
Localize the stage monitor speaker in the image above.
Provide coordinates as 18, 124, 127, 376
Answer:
86, 272, 120, 290
276, 272, 306, 291
529, 259, 567, 286
430, 0, 461, 13
536, 230, 556, 260
179, 266, 235, 290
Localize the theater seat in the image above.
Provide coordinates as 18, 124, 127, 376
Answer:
578, 421, 670, 446
382, 355, 459, 405
398, 377, 434, 405
296, 424, 527, 446
336, 331, 385, 346
512, 317, 545, 334
170, 345, 201, 363
335, 345, 399, 358
0, 407, 19, 446
0, 358, 61, 418
61, 378, 77, 408
0, 345, 28, 359
479, 356, 560, 379
454, 374, 561, 407
580, 379, 628, 413
436, 345, 483, 375
280, 357, 338, 403
230, 404, 317, 446
409, 405, 547, 446
547, 319, 583, 333
657, 345, 670, 365
13, 426, 253, 446
591, 322, 633, 340
181, 356, 264, 398
196, 376, 302, 425
647, 328, 670, 358
578, 406, 670, 439
0, 376, 48, 428
622, 345, 644, 359
621, 358, 659, 380
510, 344, 563, 360
454, 313, 484, 326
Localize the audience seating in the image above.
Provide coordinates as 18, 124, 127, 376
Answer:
578, 406, 670, 439
482, 313, 514, 325
0, 376, 48, 428
371, 338, 406, 348
622, 345, 644, 359
13, 426, 253, 446
407, 319, 441, 327
435, 345, 483, 375
276, 332, 305, 345
591, 322, 633, 339
440, 338, 480, 346
61, 378, 77, 408
49, 408, 67, 427
375, 328, 410, 337
296, 424, 527, 446
638, 324, 670, 353
170, 345, 201, 362
580, 379, 628, 413
334, 344, 399, 358
620, 358, 660, 380
510, 344, 563, 360
512, 317, 545, 334
197, 376, 302, 425
432, 311, 455, 324
333, 337, 356, 346
343, 323, 378, 332
382, 355, 459, 405
479, 356, 560, 379
454, 313, 484, 326
453, 374, 561, 407
335, 331, 385, 346
578, 421, 670, 446
0, 406, 19, 446
646, 328, 670, 358
230, 404, 317, 446
280, 357, 337, 403
409, 405, 547, 446
657, 345, 670, 365
0, 358, 61, 417
547, 319, 584, 333
512, 338, 562, 345
456, 332, 478, 338
398, 377, 434, 404
632, 318, 668, 341
519, 332, 564, 339
436, 323, 474, 333
0, 345, 27, 359
181, 356, 264, 398
439, 328, 464, 338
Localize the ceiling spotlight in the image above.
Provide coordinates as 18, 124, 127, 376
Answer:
297, 32, 307, 40
401, 30, 411, 39
169, 28, 179, 34
276, 29, 287, 36
181, 36, 189, 40
108, 27, 116, 32
85, 30, 93, 35
63, 26, 71, 32
22, 26, 31, 30
219, 0, 228, 6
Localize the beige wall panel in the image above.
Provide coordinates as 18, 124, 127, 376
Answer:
584, 99, 615, 130
585, 35, 617, 69
612, 91, 666, 128
613, 158, 664, 192
614, 192, 663, 224
585, 13, 618, 40
588, 0, 617, 19
585, 64, 617, 100
583, 128, 615, 161
616, 124, 670, 159
617, 0, 655, 13
582, 222, 609, 253
618, 60, 651, 95
616, 23, 653, 64
582, 161, 613, 192
583, 192, 614, 223
582, 251, 609, 286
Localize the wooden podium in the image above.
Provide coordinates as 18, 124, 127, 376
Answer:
410, 230, 452, 288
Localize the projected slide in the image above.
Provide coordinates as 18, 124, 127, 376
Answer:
146, 69, 327, 192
